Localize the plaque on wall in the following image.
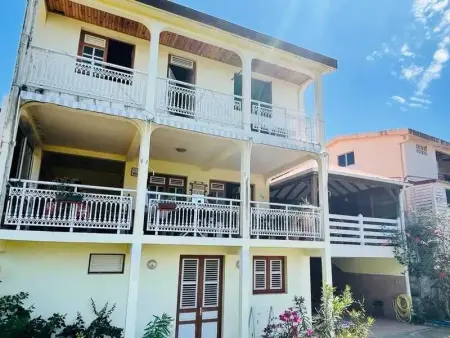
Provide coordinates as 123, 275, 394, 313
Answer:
131, 167, 139, 177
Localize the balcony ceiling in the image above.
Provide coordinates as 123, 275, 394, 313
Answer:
150, 127, 309, 177
46, 0, 311, 85
22, 103, 139, 156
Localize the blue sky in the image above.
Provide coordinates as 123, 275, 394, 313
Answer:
1, 0, 449, 141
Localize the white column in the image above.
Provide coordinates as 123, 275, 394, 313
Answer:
240, 140, 252, 239
318, 154, 332, 285
241, 53, 253, 131
314, 76, 325, 147
145, 22, 164, 112
133, 123, 152, 236
124, 242, 143, 338
239, 245, 251, 338
398, 187, 412, 299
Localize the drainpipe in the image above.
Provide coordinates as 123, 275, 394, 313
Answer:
399, 137, 407, 182
0, 0, 38, 218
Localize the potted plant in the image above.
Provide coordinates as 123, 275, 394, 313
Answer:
53, 177, 83, 203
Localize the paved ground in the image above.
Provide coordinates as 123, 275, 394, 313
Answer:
370, 319, 450, 337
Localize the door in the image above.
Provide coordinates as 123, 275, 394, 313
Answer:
176, 256, 223, 338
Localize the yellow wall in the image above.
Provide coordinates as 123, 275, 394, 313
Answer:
333, 258, 404, 276
0, 242, 130, 328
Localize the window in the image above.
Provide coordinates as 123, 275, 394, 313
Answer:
416, 144, 428, 155
148, 173, 187, 199
253, 256, 286, 294
338, 151, 355, 167
88, 254, 125, 274
78, 31, 134, 73
10, 125, 34, 179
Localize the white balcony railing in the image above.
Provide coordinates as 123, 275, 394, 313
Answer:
27, 47, 147, 107
4, 179, 134, 232
147, 192, 240, 236
329, 214, 400, 246
251, 100, 319, 144
156, 77, 243, 127
250, 202, 322, 240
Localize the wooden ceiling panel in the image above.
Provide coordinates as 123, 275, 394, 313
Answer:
45, 0, 310, 84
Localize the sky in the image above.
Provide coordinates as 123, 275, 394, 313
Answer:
1, 0, 449, 141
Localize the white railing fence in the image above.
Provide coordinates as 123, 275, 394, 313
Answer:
147, 192, 240, 236
4, 179, 134, 232
251, 100, 319, 144
155, 77, 243, 127
250, 201, 323, 240
329, 214, 400, 246
27, 46, 147, 107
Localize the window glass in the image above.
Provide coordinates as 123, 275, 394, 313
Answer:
346, 152, 355, 166
338, 154, 346, 167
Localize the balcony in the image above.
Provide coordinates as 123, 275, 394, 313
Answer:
329, 214, 400, 246
146, 192, 241, 237
27, 47, 148, 108
250, 202, 322, 240
4, 179, 134, 233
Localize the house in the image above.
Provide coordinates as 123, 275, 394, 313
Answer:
327, 129, 450, 217
270, 162, 410, 319
0, 0, 339, 337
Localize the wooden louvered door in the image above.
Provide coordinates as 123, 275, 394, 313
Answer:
176, 256, 223, 338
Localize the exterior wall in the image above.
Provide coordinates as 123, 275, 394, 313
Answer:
333, 257, 404, 276
403, 140, 438, 181
327, 135, 405, 179
0, 241, 130, 328
32, 1, 303, 113
0, 242, 312, 338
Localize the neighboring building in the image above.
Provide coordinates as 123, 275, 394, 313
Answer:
327, 129, 450, 217
0, 0, 338, 337
270, 162, 410, 319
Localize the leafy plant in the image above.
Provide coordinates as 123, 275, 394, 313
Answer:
0, 292, 66, 338
314, 285, 374, 338
142, 314, 173, 338
59, 299, 122, 338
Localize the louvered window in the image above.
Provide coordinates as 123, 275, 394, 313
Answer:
253, 256, 286, 294
180, 258, 199, 309
203, 259, 220, 308
88, 254, 125, 274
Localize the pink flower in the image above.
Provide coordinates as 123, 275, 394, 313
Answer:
406, 232, 410, 237
434, 229, 442, 237
415, 237, 420, 243
307, 328, 313, 337
440, 272, 446, 279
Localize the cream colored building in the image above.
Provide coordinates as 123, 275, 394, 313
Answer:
0, 0, 403, 337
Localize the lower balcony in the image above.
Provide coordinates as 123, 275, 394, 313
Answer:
3, 179, 134, 234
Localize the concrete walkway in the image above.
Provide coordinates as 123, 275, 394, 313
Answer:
370, 319, 450, 337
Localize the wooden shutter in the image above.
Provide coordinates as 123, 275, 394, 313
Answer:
253, 259, 267, 291
270, 259, 283, 290
180, 258, 199, 309
203, 259, 220, 308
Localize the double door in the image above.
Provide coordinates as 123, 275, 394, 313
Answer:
176, 256, 223, 338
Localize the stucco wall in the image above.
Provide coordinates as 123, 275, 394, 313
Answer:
32, 2, 302, 111
0, 242, 312, 338
333, 257, 404, 276
403, 140, 438, 181
327, 135, 405, 179
0, 242, 130, 328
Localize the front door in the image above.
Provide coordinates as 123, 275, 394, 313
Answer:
176, 256, 223, 338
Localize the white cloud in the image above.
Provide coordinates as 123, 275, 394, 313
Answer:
391, 95, 407, 104
401, 64, 424, 79
408, 102, 426, 108
366, 43, 392, 61
401, 43, 415, 57
434, 47, 449, 62
410, 96, 432, 104
400, 106, 408, 112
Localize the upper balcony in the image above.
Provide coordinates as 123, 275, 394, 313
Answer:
21, 0, 336, 152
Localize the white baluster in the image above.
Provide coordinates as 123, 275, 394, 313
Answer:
16, 182, 27, 230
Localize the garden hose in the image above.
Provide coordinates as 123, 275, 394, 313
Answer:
393, 294, 412, 323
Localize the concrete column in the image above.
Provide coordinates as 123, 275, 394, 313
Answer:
239, 245, 251, 338
145, 22, 164, 113
240, 140, 252, 239
241, 54, 253, 131
133, 123, 153, 236
124, 242, 143, 338
318, 154, 332, 285
314, 76, 325, 147
398, 187, 412, 299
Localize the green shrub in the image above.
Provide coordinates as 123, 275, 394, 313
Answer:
142, 314, 173, 338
